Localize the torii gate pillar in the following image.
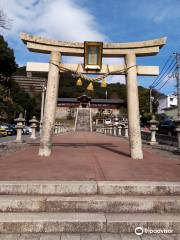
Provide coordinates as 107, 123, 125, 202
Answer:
39, 51, 60, 157
126, 54, 143, 159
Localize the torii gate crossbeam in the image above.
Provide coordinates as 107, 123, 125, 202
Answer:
20, 33, 166, 159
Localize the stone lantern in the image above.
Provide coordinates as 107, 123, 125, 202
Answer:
174, 118, 180, 154
29, 116, 39, 139
14, 113, 25, 142
149, 115, 158, 145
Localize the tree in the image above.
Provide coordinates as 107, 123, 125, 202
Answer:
0, 35, 17, 79
0, 37, 39, 122
0, 9, 10, 30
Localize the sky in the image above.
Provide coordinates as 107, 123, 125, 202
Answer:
0, 0, 180, 95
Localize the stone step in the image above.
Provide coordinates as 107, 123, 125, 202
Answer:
76, 108, 91, 132
76, 125, 90, 128
0, 233, 179, 240
0, 181, 179, 196
0, 181, 97, 196
76, 122, 90, 124
77, 119, 89, 121
0, 212, 106, 233
98, 181, 180, 196
106, 213, 180, 233
0, 195, 179, 213
0, 212, 179, 234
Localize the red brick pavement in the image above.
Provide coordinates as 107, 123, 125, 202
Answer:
0, 132, 179, 181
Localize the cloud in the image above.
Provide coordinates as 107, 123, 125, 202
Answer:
0, 0, 106, 41
0, 0, 125, 84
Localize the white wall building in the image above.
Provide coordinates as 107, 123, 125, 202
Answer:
158, 94, 177, 114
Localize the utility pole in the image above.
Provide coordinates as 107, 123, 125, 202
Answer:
175, 53, 180, 118
149, 88, 152, 114
174, 52, 180, 153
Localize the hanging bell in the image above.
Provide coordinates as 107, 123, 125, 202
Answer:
87, 82, 94, 91
101, 79, 107, 88
76, 77, 82, 86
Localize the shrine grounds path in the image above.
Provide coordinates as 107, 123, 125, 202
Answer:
0, 132, 179, 181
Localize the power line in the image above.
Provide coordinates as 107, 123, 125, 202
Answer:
157, 76, 171, 91
152, 59, 176, 88
157, 68, 176, 91
150, 55, 172, 88
150, 63, 176, 109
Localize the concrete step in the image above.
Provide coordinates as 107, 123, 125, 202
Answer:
0, 212, 179, 234
0, 181, 97, 196
106, 213, 180, 233
97, 181, 180, 196
0, 212, 106, 233
0, 195, 179, 213
0, 181, 179, 196
76, 108, 91, 132
0, 233, 179, 240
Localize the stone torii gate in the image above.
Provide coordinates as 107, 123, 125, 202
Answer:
20, 33, 166, 159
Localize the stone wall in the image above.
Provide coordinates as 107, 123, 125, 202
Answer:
56, 107, 120, 119
56, 107, 76, 119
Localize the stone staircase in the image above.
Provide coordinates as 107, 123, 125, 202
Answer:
75, 108, 92, 132
0, 181, 179, 238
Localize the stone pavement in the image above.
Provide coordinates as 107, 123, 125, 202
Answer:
0, 233, 179, 240
0, 132, 179, 181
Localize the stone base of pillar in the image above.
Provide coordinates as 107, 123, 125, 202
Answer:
38, 146, 51, 157
131, 151, 143, 160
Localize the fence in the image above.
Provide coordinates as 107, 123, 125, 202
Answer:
141, 131, 178, 147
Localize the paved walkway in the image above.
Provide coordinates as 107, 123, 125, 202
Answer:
0, 132, 179, 181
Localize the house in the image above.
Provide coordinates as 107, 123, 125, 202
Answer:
157, 94, 177, 114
